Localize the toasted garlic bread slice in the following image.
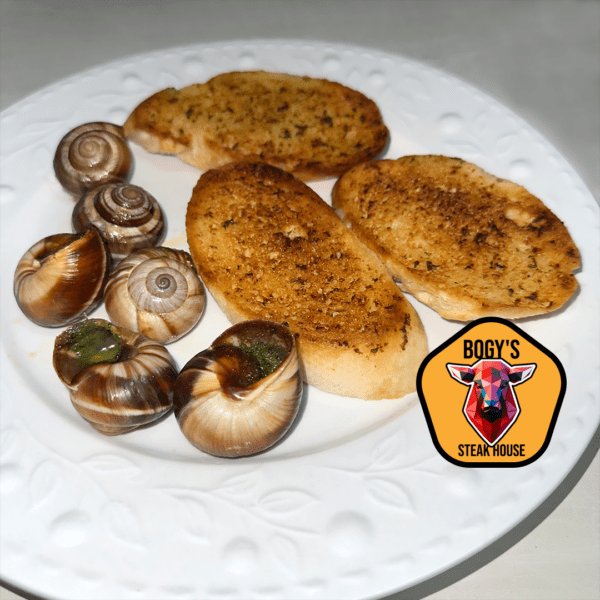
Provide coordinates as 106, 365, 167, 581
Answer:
186, 162, 428, 400
123, 71, 389, 181
332, 156, 580, 320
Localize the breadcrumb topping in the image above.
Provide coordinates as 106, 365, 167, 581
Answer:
187, 162, 412, 352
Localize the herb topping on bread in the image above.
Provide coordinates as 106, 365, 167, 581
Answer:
186, 162, 428, 399
124, 71, 389, 181
332, 156, 580, 320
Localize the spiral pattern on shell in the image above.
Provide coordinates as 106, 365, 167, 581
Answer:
173, 320, 303, 457
72, 182, 165, 261
105, 247, 206, 344
53, 319, 178, 435
13, 228, 111, 327
53, 122, 133, 197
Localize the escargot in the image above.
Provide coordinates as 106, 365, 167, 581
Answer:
13, 228, 111, 327
104, 247, 206, 344
72, 181, 165, 262
173, 319, 303, 457
53, 318, 178, 435
53, 122, 133, 197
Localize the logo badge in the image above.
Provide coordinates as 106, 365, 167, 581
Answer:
417, 318, 565, 467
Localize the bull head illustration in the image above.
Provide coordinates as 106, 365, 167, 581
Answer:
447, 359, 536, 445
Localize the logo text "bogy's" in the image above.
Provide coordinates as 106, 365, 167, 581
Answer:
464, 339, 520, 360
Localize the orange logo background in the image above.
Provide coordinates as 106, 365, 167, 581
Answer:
417, 318, 566, 467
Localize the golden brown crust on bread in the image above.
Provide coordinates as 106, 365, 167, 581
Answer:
124, 71, 389, 181
186, 161, 427, 399
332, 156, 580, 320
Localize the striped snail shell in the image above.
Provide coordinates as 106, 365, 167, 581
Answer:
13, 228, 111, 327
53, 122, 133, 197
72, 181, 165, 262
53, 318, 178, 435
105, 247, 206, 344
173, 319, 303, 457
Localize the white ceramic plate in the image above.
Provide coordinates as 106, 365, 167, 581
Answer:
1, 40, 598, 600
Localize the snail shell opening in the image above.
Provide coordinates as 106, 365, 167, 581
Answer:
53, 319, 178, 436
173, 320, 303, 457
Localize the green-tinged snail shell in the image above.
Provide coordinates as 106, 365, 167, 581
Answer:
13, 228, 111, 327
53, 318, 178, 435
173, 319, 303, 457
104, 247, 206, 344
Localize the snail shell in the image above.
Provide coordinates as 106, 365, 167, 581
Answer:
53, 122, 133, 197
13, 228, 111, 327
173, 319, 303, 457
104, 247, 206, 344
72, 181, 165, 261
53, 318, 178, 435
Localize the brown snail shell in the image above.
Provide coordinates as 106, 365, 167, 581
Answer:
173, 319, 303, 457
72, 181, 165, 262
53, 318, 178, 435
104, 247, 206, 344
53, 122, 133, 197
13, 228, 111, 327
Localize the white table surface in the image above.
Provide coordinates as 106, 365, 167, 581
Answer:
1, 1, 598, 599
